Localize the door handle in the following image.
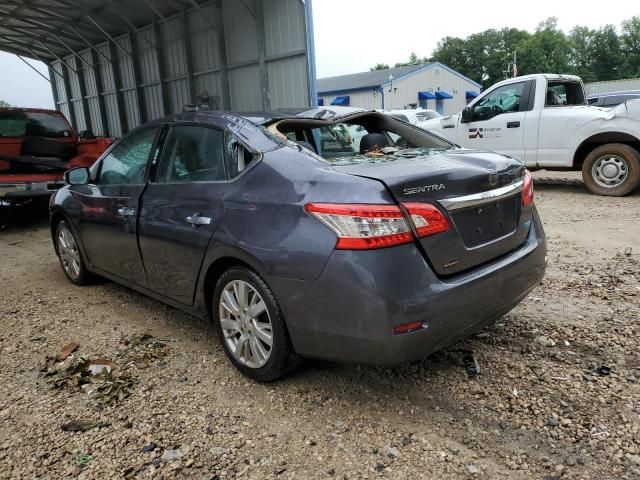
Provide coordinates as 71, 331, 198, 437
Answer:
507, 121, 520, 128
117, 207, 136, 217
185, 213, 212, 226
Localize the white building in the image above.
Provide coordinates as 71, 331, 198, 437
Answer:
317, 63, 481, 116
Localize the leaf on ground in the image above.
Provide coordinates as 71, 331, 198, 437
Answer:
62, 419, 110, 432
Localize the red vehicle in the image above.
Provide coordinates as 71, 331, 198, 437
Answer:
0, 108, 112, 209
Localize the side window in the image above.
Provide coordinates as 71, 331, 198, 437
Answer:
156, 125, 225, 183
472, 82, 525, 121
98, 127, 159, 185
225, 133, 259, 179
546, 82, 586, 107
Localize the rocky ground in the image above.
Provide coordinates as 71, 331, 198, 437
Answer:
0, 174, 639, 479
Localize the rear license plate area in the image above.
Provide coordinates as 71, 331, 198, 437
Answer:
452, 197, 518, 248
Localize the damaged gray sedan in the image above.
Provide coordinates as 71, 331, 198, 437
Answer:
50, 106, 546, 381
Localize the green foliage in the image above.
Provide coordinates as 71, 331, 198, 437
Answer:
0, 100, 10, 107
394, 52, 426, 68
370, 63, 390, 71
621, 16, 640, 77
376, 16, 640, 86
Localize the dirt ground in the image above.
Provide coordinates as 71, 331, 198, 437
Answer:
1, 174, 639, 480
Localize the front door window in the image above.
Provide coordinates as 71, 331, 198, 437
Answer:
472, 82, 526, 121
97, 128, 159, 185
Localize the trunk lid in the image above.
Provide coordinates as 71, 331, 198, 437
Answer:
331, 148, 532, 275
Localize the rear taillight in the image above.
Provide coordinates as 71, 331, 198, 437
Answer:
304, 202, 449, 250
522, 170, 534, 206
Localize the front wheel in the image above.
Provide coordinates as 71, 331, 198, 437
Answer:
55, 220, 92, 285
582, 143, 640, 196
212, 267, 300, 381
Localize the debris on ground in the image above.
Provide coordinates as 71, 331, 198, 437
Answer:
42, 334, 167, 406
533, 335, 556, 347
595, 365, 611, 376
62, 420, 110, 432
461, 350, 480, 378
161, 449, 184, 462
55, 341, 80, 362
74, 454, 91, 467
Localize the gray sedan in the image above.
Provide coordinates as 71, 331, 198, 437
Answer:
50, 106, 546, 381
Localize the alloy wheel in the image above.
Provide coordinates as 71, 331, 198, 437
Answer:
219, 280, 273, 368
58, 226, 81, 280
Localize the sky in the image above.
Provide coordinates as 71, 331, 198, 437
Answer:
0, 0, 637, 109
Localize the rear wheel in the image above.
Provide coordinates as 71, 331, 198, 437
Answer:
55, 220, 91, 285
582, 143, 640, 196
212, 267, 299, 381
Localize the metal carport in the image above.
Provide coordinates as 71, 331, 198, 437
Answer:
0, 0, 316, 137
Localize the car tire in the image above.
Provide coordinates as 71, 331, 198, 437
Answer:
55, 220, 92, 285
212, 267, 300, 382
582, 143, 640, 196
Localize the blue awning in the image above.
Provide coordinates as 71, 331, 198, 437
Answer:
317, 98, 324, 106
331, 96, 350, 106
418, 91, 436, 100
465, 91, 479, 99
435, 91, 453, 100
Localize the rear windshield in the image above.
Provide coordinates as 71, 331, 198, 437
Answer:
0, 111, 72, 138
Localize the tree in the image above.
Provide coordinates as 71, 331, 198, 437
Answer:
621, 16, 640, 77
516, 18, 571, 75
0, 100, 10, 107
394, 52, 426, 68
431, 36, 468, 76
590, 25, 624, 81
370, 63, 390, 71
568, 26, 596, 81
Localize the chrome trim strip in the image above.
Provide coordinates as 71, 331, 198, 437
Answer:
439, 180, 524, 211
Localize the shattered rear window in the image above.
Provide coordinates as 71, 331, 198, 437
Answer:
327, 147, 449, 166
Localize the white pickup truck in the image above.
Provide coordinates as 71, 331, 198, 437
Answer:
420, 74, 640, 196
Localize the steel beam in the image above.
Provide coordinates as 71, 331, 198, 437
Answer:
215, 0, 231, 109
106, 41, 128, 135
152, 21, 170, 116
127, 32, 147, 124
38, 41, 78, 74
16, 55, 51, 83
255, 0, 271, 110
181, 9, 196, 102
88, 48, 109, 136
86, 15, 133, 58
70, 56, 92, 132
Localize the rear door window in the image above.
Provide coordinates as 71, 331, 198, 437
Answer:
156, 125, 226, 183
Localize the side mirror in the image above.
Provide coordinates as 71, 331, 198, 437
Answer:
65, 166, 90, 185
78, 130, 96, 140
461, 107, 472, 123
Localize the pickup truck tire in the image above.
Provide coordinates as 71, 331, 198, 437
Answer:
582, 143, 640, 196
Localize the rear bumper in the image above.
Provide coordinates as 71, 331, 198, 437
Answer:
0, 180, 64, 201
269, 208, 547, 364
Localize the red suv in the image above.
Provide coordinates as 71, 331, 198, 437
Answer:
0, 108, 112, 208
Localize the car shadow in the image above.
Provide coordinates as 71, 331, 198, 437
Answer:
0, 200, 50, 231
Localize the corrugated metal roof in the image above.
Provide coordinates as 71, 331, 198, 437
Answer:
0, 0, 315, 136
317, 64, 428, 94
0, 0, 192, 61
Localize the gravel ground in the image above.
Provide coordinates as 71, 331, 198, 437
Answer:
1, 176, 639, 480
